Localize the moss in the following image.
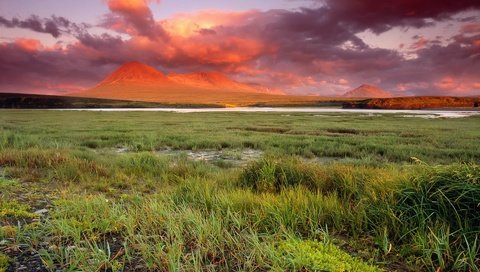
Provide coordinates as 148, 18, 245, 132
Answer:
0, 253, 10, 272
277, 238, 381, 272
0, 201, 37, 219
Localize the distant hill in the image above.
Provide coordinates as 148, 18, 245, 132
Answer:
343, 96, 480, 109
0, 92, 351, 108
0, 93, 212, 109
343, 84, 393, 98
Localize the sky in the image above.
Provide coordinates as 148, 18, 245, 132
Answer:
0, 0, 479, 96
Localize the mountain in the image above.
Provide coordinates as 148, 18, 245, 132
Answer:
97, 61, 170, 86
343, 84, 393, 98
75, 62, 285, 104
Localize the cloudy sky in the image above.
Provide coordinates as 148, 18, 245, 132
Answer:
1, 0, 479, 96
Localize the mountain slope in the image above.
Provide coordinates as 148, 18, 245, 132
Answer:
97, 61, 171, 86
343, 84, 393, 98
168, 72, 252, 92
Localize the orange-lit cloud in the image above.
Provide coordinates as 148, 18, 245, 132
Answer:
105, 0, 164, 38
338, 78, 349, 85
15, 38, 42, 52
161, 10, 257, 37
175, 36, 269, 65
107, 0, 160, 12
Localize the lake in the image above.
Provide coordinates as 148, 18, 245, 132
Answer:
53, 107, 480, 118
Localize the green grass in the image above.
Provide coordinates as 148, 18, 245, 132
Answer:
1, 110, 479, 163
0, 110, 479, 271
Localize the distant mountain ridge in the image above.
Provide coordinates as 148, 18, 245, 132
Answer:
84, 61, 284, 98
70, 62, 369, 106
343, 84, 393, 98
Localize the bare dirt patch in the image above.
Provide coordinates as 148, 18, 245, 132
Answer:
157, 148, 264, 166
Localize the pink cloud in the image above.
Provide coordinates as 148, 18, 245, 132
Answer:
433, 76, 480, 95
435, 77, 456, 90
338, 78, 349, 85
461, 23, 480, 33
410, 36, 429, 50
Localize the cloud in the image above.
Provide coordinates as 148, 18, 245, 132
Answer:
14, 38, 43, 52
0, 39, 111, 94
322, 0, 480, 33
1, 0, 480, 96
338, 78, 349, 85
462, 23, 480, 33
0, 15, 87, 38
104, 0, 167, 39
410, 36, 429, 50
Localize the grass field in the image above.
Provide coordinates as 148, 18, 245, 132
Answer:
0, 110, 479, 271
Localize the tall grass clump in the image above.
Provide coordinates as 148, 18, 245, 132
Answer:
386, 163, 480, 270
238, 156, 318, 193
238, 156, 403, 200
238, 156, 407, 236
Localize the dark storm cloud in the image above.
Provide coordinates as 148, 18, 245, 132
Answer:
76, 33, 125, 50
0, 15, 88, 38
322, 0, 480, 33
